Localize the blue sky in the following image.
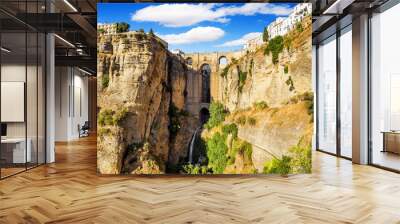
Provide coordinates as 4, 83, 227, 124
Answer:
98, 3, 297, 53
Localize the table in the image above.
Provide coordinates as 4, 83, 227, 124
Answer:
1, 138, 32, 163
381, 131, 400, 154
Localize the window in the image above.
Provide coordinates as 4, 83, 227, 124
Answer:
317, 35, 337, 154
0, 1, 47, 179
339, 26, 352, 158
370, 3, 400, 171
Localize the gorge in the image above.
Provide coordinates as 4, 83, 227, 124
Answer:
97, 15, 313, 175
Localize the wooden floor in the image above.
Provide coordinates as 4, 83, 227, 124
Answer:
0, 136, 400, 223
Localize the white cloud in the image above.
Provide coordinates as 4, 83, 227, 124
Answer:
158, 26, 225, 45
132, 3, 292, 27
218, 32, 262, 47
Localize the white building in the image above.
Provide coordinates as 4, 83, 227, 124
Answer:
171, 49, 185, 57
266, 4, 312, 39
97, 23, 117, 35
243, 35, 263, 52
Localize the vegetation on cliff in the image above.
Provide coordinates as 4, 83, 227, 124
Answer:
168, 103, 189, 139
98, 107, 128, 126
264, 35, 284, 64
116, 22, 130, 33
205, 102, 227, 129
263, 144, 311, 175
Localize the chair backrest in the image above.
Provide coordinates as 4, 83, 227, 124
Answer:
82, 121, 90, 129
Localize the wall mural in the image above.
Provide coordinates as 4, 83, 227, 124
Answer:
97, 3, 313, 175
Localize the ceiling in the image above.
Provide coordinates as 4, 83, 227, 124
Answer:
311, 0, 391, 43
0, 0, 97, 74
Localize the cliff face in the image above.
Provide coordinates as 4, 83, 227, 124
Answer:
198, 16, 313, 174
97, 32, 196, 174
220, 17, 312, 111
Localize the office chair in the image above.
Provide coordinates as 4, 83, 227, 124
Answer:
79, 121, 90, 138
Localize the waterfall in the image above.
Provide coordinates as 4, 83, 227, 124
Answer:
188, 127, 200, 164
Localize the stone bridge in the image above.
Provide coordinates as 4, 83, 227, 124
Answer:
183, 51, 244, 123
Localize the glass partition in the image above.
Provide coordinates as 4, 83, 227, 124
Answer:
317, 35, 337, 154
0, 1, 46, 179
1, 31, 28, 178
370, 3, 400, 171
339, 26, 352, 158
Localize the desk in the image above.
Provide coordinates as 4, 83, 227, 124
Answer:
381, 131, 400, 154
1, 138, 31, 163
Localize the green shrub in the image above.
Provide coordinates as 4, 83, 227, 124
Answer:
284, 64, 289, 74
264, 46, 270, 56
242, 142, 253, 161
238, 69, 247, 93
98, 108, 128, 126
113, 107, 128, 125
168, 103, 187, 138
236, 115, 246, 126
98, 127, 110, 137
229, 139, 252, 165
264, 36, 284, 64
149, 28, 155, 36
306, 100, 314, 117
263, 155, 292, 176
285, 76, 295, 91
182, 164, 209, 174
206, 132, 228, 174
102, 75, 109, 89
283, 35, 292, 52
236, 140, 252, 161
249, 59, 254, 77
287, 92, 313, 105
98, 109, 114, 126
296, 22, 303, 33
126, 142, 144, 154
220, 65, 230, 78
263, 27, 269, 42
301, 92, 314, 101
253, 101, 268, 110
247, 117, 257, 126
205, 102, 227, 129
289, 145, 311, 173
116, 22, 130, 33
222, 123, 238, 139
231, 57, 238, 64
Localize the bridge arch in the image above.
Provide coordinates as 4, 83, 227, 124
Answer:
186, 57, 193, 65
218, 56, 228, 68
200, 63, 211, 103
199, 107, 210, 124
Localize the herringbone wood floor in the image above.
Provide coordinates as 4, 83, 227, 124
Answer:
1, 135, 400, 224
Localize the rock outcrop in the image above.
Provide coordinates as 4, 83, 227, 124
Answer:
97, 31, 197, 174
220, 16, 312, 111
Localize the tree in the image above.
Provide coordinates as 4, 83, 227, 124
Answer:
205, 102, 227, 129
264, 35, 284, 64
116, 22, 130, 33
149, 28, 155, 36
263, 27, 269, 42
283, 35, 292, 53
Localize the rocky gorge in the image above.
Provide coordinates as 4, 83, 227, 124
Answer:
97, 15, 313, 175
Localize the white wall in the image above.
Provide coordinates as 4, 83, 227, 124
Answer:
55, 67, 89, 141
